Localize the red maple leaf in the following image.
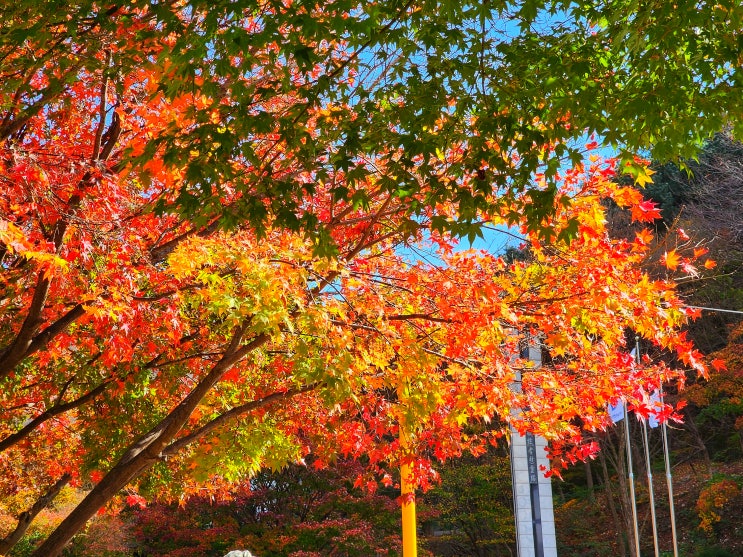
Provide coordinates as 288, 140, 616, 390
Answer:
125, 493, 147, 509
711, 358, 728, 372
630, 200, 662, 223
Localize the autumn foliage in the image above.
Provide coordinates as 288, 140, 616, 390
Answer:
696, 476, 742, 536
127, 460, 403, 557
0, 2, 725, 555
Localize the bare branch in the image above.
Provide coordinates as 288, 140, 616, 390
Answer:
91, 50, 112, 161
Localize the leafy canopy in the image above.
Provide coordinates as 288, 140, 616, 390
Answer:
1, 0, 742, 248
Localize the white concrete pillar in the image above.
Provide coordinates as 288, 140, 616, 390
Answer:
510, 343, 557, 557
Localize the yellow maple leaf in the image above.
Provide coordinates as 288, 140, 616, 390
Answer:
634, 166, 655, 188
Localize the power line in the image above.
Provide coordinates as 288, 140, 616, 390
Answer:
686, 305, 743, 315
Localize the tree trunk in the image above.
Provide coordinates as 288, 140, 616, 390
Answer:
599, 449, 627, 557
30, 327, 266, 557
684, 409, 713, 477
602, 429, 639, 557
584, 459, 595, 503
0, 473, 71, 556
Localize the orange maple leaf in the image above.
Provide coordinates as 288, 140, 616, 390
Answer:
663, 249, 680, 270
125, 493, 147, 509
634, 228, 654, 246
612, 186, 642, 208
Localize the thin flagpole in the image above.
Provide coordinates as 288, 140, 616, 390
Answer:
622, 339, 642, 557
636, 338, 660, 557
660, 384, 680, 557
623, 403, 642, 557
642, 419, 660, 557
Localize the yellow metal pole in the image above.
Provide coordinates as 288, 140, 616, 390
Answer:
400, 433, 417, 557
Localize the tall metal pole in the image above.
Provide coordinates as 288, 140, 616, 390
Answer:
398, 382, 417, 557
526, 432, 545, 557
520, 338, 546, 557
401, 453, 418, 557
623, 340, 643, 557
660, 385, 680, 557
636, 338, 660, 557
510, 333, 556, 557
642, 420, 660, 557
623, 403, 642, 557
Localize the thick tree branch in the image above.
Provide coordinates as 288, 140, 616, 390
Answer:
0, 302, 86, 381
25, 304, 86, 358
0, 273, 54, 381
386, 313, 452, 323
149, 219, 221, 264
0, 380, 111, 453
91, 51, 112, 161
147, 351, 225, 369
31, 322, 269, 557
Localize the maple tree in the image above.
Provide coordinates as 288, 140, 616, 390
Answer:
0, 1, 733, 556
0, 107, 708, 555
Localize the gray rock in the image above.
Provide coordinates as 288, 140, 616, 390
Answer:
223, 552, 255, 557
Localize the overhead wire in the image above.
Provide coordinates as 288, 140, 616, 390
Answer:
685, 305, 743, 315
